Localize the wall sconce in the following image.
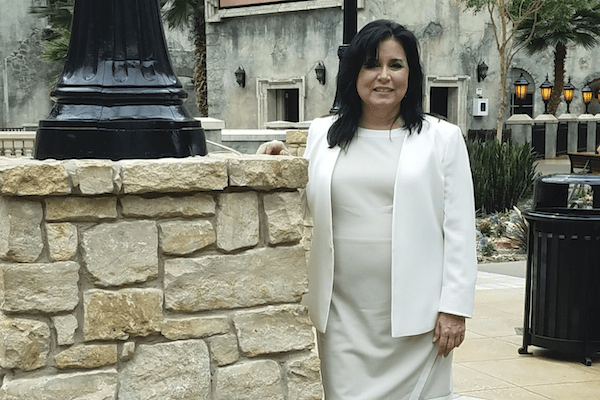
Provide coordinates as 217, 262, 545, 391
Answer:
539, 74, 553, 114
477, 61, 488, 82
315, 61, 326, 85
582, 83, 593, 114
563, 76, 575, 113
235, 65, 245, 88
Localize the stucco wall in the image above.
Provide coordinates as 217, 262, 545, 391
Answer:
205, 0, 600, 132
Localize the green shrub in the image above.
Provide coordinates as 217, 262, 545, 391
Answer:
466, 138, 537, 215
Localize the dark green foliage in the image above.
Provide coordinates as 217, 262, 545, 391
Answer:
467, 138, 538, 215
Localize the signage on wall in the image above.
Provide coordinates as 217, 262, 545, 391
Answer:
220, 0, 305, 8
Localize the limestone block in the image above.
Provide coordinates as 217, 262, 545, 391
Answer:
46, 222, 78, 261
214, 359, 284, 400
118, 340, 210, 400
52, 314, 78, 346
205, 333, 240, 366
216, 192, 259, 251
55, 344, 117, 369
67, 160, 118, 195
263, 191, 303, 244
164, 245, 307, 312
0, 198, 43, 262
45, 196, 118, 222
1, 261, 80, 313
120, 157, 228, 194
233, 305, 314, 357
0, 369, 118, 400
286, 130, 308, 145
82, 220, 158, 287
159, 220, 216, 255
0, 315, 50, 371
0, 161, 70, 196
285, 352, 323, 400
162, 315, 229, 340
227, 155, 308, 190
83, 289, 163, 341
121, 341, 135, 362
121, 193, 216, 218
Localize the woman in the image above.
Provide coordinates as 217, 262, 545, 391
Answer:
261, 20, 476, 400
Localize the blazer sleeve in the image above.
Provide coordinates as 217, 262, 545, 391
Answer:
438, 126, 477, 318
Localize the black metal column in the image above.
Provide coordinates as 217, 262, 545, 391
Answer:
34, 0, 207, 160
329, 0, 357, 114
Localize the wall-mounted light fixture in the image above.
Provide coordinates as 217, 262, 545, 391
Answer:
539, 74, 553, 114
563, 76, 575, 113
235, 65, 245, 88
477, 61, 488, 82
315, 61, 326, 85
582, 83, 593, 114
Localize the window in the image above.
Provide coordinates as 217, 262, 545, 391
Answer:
257, 77, 305, 128
425, 76, 470, 134
206, 0, 363, 22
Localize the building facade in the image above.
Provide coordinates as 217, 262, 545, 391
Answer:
205, 0, 600, 134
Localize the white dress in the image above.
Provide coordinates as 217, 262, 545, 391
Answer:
317, 127, 453, 400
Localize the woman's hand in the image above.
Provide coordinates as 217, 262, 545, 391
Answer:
256, 140, 290, 155
433, 312, 466, 357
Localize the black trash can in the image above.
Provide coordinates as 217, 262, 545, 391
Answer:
519, 174, 600, 365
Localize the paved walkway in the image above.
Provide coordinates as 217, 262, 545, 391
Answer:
452, 261, 600, 400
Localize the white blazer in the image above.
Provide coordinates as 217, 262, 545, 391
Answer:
302, 115, 477, 338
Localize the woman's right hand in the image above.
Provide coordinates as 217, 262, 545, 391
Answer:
256, 140, 290, 155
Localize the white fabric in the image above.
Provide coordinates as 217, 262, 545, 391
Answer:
303, 115, 477, 337
316, 127, 453, 399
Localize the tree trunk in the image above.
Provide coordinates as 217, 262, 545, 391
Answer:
194, 4, 208, 117
549, 43, 566, 116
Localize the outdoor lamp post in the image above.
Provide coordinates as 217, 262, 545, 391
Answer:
539, 74, 553, 114
34, 0, 207, 160
330, 0, 358, 113
582, 84, 593, 114
514, 73, 529, 113
563, 77, 575, 113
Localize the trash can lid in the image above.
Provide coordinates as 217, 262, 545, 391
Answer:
532, 174, 600, 211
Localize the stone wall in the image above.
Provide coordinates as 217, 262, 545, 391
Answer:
0, 155, 322, 400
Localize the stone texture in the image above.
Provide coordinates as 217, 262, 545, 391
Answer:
159, 220, 216, 255
234, 305, 314, 357
162, 316, 229, 340
164, 245, 307, 312
83, 289, 163, 341
264, 191, 303, 244
55, 345, 118, 369
1, 261, 80, 313
119, 340, 210, 400
0, 162, 70, 196
0, 197, 43, 262
205, 333, 240, 366
82, 220, 158, 287
121, 193, 216, 218
46, 222, 78, 261
0, 315, 50, 371
227, 155, 308, 190
0, 370, 118, 400
52, 314, 78, 346
121, 341, 135, 362
45, 196, 118, 222
214, 359, 284, 400
216, 192, 259, 251
285, 352, 324, 400
120, 157, 228, 194
286, 130, 308, 145
67, 160, 119, 195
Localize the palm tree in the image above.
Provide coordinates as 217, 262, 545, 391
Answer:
160, 0, 207, 117
516, 4, 600, 115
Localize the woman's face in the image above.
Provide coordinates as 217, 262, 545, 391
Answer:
356, 38, 409, 115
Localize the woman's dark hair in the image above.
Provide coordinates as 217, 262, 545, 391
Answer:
328, 20, 424, 149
